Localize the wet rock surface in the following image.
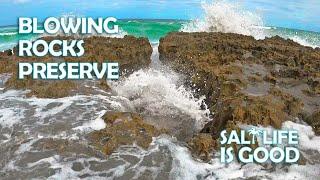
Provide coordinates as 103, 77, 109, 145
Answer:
306, 110, 320, 135
159, 32, 320, 139
1, 31, 319, 179
0, 35, 152, 98
89, 112, 161, 155
188, 133, 215, 161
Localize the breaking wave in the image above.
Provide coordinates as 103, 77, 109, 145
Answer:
111, 68, 210, 130
0, 32, 17, 36
181, 0, 320, 48
181, 1, 266, 39
290, 36, 319, 48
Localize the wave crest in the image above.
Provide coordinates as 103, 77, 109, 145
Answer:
111, 68, 210, 130
0, 32, 17, 36
181, 1, 266, 39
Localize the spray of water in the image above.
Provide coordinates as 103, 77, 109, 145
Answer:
181, 0, 320, 48
181, 0, 266, 39
111, 68, 210, 130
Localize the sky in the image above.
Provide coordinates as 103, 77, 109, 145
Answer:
0, 0, 319, 32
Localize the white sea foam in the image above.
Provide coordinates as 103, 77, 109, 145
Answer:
0, 22, 319, 178
181, 1, 320, 48
283, 121, 320, 152
181, 1, 266, 39
155, 137, 214, 179
73, 110, 107, 132
162, 121, 320, 180
0, 32, 17, 36
0, 108, 25, 128
289, 35, 319, 48
29, 96, 77, 119
112, 68, 210, 129
1, 87, 319, 180
0, 89, 122, 129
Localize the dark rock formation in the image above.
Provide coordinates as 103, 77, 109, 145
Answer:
188, 133, 215, 161
89, 112, 161, 155
0, 35, 152, 98
306, 111, 320, 135
159, 32, 320, 139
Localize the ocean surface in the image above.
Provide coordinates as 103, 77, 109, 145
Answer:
1, 1, 320, 179
0, 20, 320, 51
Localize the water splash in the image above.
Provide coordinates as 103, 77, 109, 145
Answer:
181, 0, 266, 39
111, 68, 210, 130
181, 1, 320, 48
268, 27, 320, 48
290, 36, 319, 48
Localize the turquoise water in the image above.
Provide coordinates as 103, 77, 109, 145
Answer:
0, 19, 319, 51
119, 20, 184, 42
268, 27, 320, 48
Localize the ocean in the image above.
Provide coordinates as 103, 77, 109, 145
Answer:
1, 1, 320, 179
1, 19, 320, 51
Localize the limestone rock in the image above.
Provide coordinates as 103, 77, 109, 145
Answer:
306, 111, 320, 135
89, 112, 160, 155
188, 133, 215, 161
159, 32, 319, 138
0, 35, 152, 98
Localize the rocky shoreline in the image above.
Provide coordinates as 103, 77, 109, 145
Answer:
1, 32, 319, 166
0, 35, 152, 98
159, 32, 320, 160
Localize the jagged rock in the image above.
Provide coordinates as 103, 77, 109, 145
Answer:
30, 138, 102, 158
188, 133, 215, 161
159, 32, 319, 139
307, 78, 320, 95
297, 154, 307, 165
306, 111, 320, 135
5, 77, 78, 98
89, 112, 161, 155
0, 35, 152, 98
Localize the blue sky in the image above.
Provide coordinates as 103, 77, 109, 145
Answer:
0, 0, 319, 32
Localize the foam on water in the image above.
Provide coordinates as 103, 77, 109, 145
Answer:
1, 79, 320, 179
0, 107, 25, 127
0, 62, 212, 179
164, 121, 320, 180
73, 110, 107, 132
111, 68, 210, 129
0, 32, 17, 36
0, 19, 320, 179
156, 137, 214, 179
283, 121, 320, 152
286, 35, 319, 48
0, 89, 120, 131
